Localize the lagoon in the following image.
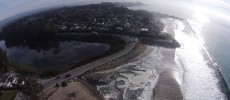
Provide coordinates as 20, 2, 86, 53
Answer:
0, 40, 109, 71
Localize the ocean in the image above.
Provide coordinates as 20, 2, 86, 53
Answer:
200, 18, 230, 89
130, 1, 230, 98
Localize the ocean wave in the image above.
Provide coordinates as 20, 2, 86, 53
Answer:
174, 19, 227, 100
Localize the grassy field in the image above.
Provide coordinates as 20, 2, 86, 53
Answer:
0, 90, 17, 100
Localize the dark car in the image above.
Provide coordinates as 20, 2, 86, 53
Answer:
55, 76, 60, 80
64, 74, 71, 78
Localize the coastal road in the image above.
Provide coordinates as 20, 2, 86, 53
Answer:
40, 35, 137, 91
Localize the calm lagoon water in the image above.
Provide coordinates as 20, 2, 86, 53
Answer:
0, 40, 109, 71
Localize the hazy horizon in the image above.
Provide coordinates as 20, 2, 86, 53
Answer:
1, 0, 230, 21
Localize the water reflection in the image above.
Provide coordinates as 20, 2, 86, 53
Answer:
174, 19, 226, 100
0, 22, 113, 71
187, 6, 210, 44
0, 40, 109, 71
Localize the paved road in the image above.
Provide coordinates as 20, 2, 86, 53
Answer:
14, 92, 29, 100
40, 35, 137, 91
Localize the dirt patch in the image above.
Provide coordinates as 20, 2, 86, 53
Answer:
39, 79, 103, 100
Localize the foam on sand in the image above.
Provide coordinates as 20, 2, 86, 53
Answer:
97, 45, 182, 100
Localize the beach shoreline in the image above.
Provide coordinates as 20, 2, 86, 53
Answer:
174, 19, 228, 99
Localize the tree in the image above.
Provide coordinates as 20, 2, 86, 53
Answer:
61, 81, 67, 87
54, 83, 60, 88
21, 77, 42, 100
0, 48, 9, 71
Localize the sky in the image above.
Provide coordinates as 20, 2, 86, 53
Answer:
0, 0, 230, 21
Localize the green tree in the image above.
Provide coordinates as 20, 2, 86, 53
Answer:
22, 77, 42, 100
0, 48, 9, 71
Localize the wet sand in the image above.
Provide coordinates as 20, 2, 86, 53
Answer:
152, 70, 183, 100
151, 46, 183, 100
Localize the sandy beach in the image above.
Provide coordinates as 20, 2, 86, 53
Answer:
39, 79, 103, 100
152, 70, 183, 100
